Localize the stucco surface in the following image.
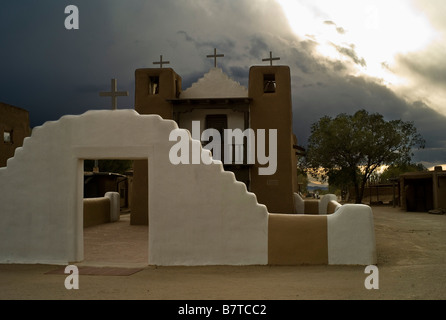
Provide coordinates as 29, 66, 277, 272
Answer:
0, 110, 268, 266
327, 204, 377, 265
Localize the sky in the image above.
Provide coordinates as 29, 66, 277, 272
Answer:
1, 0, 445, 169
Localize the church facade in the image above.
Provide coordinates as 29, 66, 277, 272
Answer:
0, 102, 31, 168
131, 58, 300, 224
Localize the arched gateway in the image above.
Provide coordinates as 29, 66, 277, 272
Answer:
0, 110, 268, 265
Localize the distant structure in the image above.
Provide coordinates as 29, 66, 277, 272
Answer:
400, 166, 446, 212
0, 102, 31, 167
131, 50, 300, 224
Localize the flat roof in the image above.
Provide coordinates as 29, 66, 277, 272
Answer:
400, 170, 446, 179
167, 97, 251, 105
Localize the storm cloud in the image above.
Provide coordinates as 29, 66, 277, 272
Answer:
0, 0, 445, 167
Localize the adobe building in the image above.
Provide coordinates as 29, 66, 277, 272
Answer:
0, 109, 376, 266
400, 166, 446, 212
0, 102, 31, 167
131, 53, 299, 224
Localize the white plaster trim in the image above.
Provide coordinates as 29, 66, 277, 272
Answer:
293, 192, 305, 214
181, 68, 248, 99
105, 192, 120, 222
319, 194, 338, 215
327, 204, 377, 265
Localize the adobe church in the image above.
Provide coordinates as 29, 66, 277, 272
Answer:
131, 50, 300, 224
0, 50, 376, 266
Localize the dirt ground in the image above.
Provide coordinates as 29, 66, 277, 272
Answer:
0, 205, 445, 300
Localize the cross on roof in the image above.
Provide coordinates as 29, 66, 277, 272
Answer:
99, 78, 129, 110
153, 55, 170, 68
207, 48, 224, 68
262, 51, 280, 66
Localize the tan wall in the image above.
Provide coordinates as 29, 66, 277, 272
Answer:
132, 68, 181, 225
351, 185, 396, 204
437, 176, 446, 209
134, 68, 181, 118
131, 160, 148, 225
268, 214, 328, 265
249, 66, 294, 214
0, 103, 31, 167
83, 197, 110, 228
304, 200, 319, 214
400, 176, 434, 212
126, 174, 133, 209
327, 201, 341, 214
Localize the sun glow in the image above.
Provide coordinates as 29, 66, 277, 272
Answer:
276, 0, 438, 86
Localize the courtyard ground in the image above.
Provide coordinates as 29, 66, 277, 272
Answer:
0, 205, 445, 300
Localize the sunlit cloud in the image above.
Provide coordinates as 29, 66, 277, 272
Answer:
276, 0, 439, 87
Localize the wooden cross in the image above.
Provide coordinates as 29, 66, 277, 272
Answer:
153, 55, 170, 68
207, 48, 224, 68
262, 51, 280, 66
99, 78, 129, 110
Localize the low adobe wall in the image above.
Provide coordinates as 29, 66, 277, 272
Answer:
83, 192, 120, 228
294, 193, 339, 215
268, 214, 328, 264
83, 197, 110, 228
327, 199, 342, 214
269, 203, 376, 265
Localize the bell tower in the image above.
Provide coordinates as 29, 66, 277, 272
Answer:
132, 62, 182, 225
248, 64, 295, 214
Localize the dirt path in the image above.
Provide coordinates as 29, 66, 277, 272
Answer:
0, 206, 445, 300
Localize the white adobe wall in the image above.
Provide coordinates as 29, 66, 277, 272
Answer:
318, 194, 338, 215
327, 204, 377, 265
0, 110, 268, 265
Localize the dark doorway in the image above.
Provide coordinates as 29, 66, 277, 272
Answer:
205, 114, 228, 161
405, 178, 434, 212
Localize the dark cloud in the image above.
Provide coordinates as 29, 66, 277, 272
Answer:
75, 84, 108, 94
323, 20, 346, 34
396, 51, 446, 85
229, 66, 249, 86
177, 30, 194, 43
249, 36, 269, 58
0, 0, 445, 167
177, 30, 235, 51
332, 43, 367, 67
180, 70, 208, 90
336, 27, 346, 34
291, 69, 446, 165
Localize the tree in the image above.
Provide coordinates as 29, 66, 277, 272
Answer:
378, 162, 427, 184
304, 110, 425, 204
326, 166, 358, 200
296, 167, 309, 194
